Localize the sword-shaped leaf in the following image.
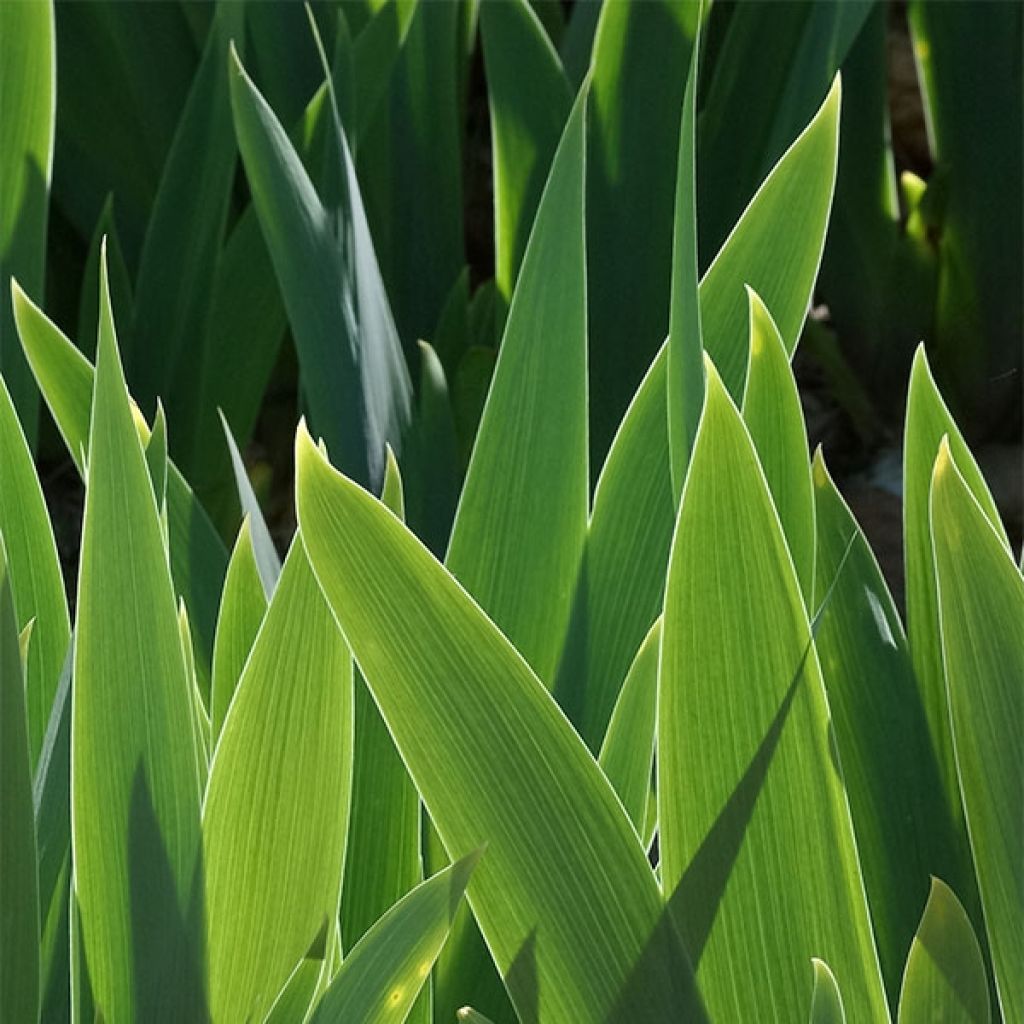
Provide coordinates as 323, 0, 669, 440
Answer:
930, 441, 1022, 1023
659, 358, 888, 1021
296, 425, 703, 1024
0, 374, 69, 764
203, 538, 353, 1024
72, 254, 203, 1021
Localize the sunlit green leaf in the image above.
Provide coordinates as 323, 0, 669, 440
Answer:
203, 538, 353, 1024
296, 424, 703, 1023
659, 358, 887, 1021
0, 537, 40, 1024
72, 254, 203, 1021
930, 440, 1022, 1022
0, 374, 69, 765
313, 853, 479, 1024
897, 877, 990, 1024
810, 958, 846, 1024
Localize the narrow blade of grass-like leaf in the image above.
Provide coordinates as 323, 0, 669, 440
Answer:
209, 518, 267, 745
812, 449, 961, 999
342, 449, 424, 1024
930, 441, 1022, 1022
73, 253, 203, 1021
131, 1, 243, 424
313, 853, 479, 1024
230, 42, 412, 491
556, 79, 842, 748
586, 0, 698, 460
296, 426, 704, 1024
480, 0, 571, 318
33, 643, 71, 1022
741, 289, 814, 603
659, 358, 888, 1021
598, 619, 660, 838
446, 84, 588, 686
903, 345, 1005, 921
145, 400, 168, 510
203, 538, 353, 1024
0, 537, 40, 1023
11, 284, 228, 687
77, 194, 133, 360
0, 0, 54, 440
897, 878, 990, 1024
0, 374, 69, 765
701, 76, 840, 398
219, 411, 280, 597
810, 959, 846, 1024
667, 14, 703, 501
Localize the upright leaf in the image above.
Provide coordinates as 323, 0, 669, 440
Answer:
204, 538, 353, 1024
931, 441, 1022, 1022
230, 43, 412, 491
0, 0, 54, 439
903, 345, 1006, 904
0, 538, 40, 1024
296, 426, 703, 1024
586, 0, 698, 460
209, 518, 267, 744
0, 375, 70, 764
11, 284, 228, 687
741, 289, 814, 603
897, 878, 990, 1024
480, 0, 572, 317
72, 254, 203, 1021
812, 449, 960, 998
810, 959, 846, 1024
312, 854, 479, 1024
659, 359, 888, 1021
446, 85, 588, 686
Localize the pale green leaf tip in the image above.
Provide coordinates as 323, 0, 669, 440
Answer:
811, 445, 829, 489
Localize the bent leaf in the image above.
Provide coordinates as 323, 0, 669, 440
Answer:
296, 425, 703, 1024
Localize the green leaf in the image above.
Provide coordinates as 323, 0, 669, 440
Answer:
77, 195, 133, 360
356, 0, 464, 351
131, 1, 244, 422
930, 440, 1022, 1022
145, 400, 169, 511
209, 518, 268, 745
72, 254, 203, 1021
659, 358, 888, 1021
480, 0, 571, 316
556, 75, 842, 748
0, 0, 54, 440
446, 85, 588, 686
457, 1009, 497, 1024
811, 449, 961, 999
11, 283, 228, 690
667, 14, 703, 501
341, 450, 424, 1019
1, 537, 40, 1024
741, 288, 814, 603
810, 959, 846, 1024
701, 76, 841, 399
33, 644, 72, 1023
903, 345, 1005, 912
219, 411, 280, 596
313, 853, 479, 1024
897, 878, 990, 1024
698, 3, 869, 263
586, 0, 698, 460
296, 425, 703, 1024
230, 42, 412, 490
0, 374, 70, 765
203, 538, 353, 1024
598, 619, 660, 838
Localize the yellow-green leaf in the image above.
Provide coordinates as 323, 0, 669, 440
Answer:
810, 959, 846, 1024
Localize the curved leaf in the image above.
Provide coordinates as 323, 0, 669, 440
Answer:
296, 425, 703, 1024
810, 959, 846, 1024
